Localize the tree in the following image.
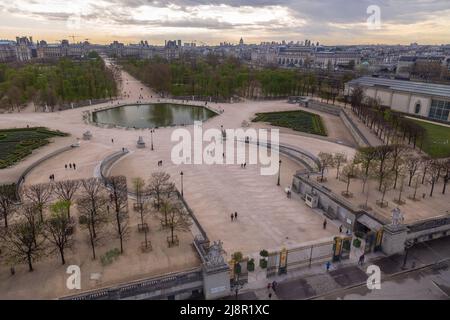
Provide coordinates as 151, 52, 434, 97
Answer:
427, 161, 441, 197
341, 162, 359, 197
79, 178, 104, 238
147, 172, 175, 210
333, 153, 347, 179
406, 154, 422, 187
77, 195, 107, 260
54, 180, 80, 219
354, 147, 378, 192
374, 145, 395, 191
1, 207, 45, 271
442, 160, 450, 195
106, 176, 129, 254
378, 171, 394, 207
160, 201, 191, 246
23, 183, 53, 222
45, 201, 75, 265
318, 152, 334, 182
0, 184, 17, 228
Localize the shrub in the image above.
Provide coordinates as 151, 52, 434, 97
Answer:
353, 238, 361, 248
259, 258, 268, 269
101, 248, 121, 266
259, 249, 269, 258
247, 258, 255, 272
232, 251, 243, 263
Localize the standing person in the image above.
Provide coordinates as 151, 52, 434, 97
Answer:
230, 213, 234, 222
111, 138, 114, 144
268, 293, 272, 300
326, 261, 331, 272
234, 212, 237, 220
359, 254, 365, 266
323, 219, 327, 229
65, 164, 67, 170
69, 163, 72, 169
73, 163, 76, 170
339, 225, 343, 233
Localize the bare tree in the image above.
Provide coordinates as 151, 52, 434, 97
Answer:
0, 184, 17, 228
427, 161, 442, 197
159, 201, 191, 246
442, 159, 450, 195
374, 145, 395, 191
333, 153, 347, 179
341, 162, 359, 197
23, 183, 53, 222
45, 201, 75, 265
354, 147, 378, 192
0, 206, 45, 271
378, 171, 394, 207
80, 178, 104, 238
147, 172, 175, 210
77, 196, 107, 260
106, 176, 129, 254
406, 154, 422, 187
54, 180, 80, 219
318, 152, 334, 182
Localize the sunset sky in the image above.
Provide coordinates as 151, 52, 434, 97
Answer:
1, 0, 449, 45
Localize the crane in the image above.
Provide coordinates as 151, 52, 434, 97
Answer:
68, 35, 80, 43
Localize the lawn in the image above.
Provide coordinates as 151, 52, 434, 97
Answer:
411, 120, 450, 158
252, 110, 327, 136
0, 127, 68, 169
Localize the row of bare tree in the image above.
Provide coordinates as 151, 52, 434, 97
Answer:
318, 146, 450, 206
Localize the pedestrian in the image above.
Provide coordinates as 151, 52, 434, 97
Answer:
65, 164, 67, 170
272, 281, 277, 292
230, 213, 234, 222
339, 225, 343, 233
234, 212, 237, 220
244, 162, 246, 169
268, 293, 272, 299
69, 163, 72, 169
359, 254, 365, 266
73, 163, 76, 170
267, 283, 271, 290
323, 219, 327, 229
326, 261, 331, 271
112, 138, 114, 144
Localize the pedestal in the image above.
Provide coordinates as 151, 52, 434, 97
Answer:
381, 224, 408, 255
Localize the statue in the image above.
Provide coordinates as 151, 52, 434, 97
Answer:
391, 207, 404, 226
136, 136, 145, 148
204, 240, 226, 268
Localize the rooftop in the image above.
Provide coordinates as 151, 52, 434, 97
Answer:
347, 76, 450, 99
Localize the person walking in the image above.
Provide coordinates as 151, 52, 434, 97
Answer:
359, 254, 365, 266
234, 212, 237, 220
323, 219, 327, 230
73, 163, 76, 170
69, 163, 72, 169
111, 138, 114, 144
230, 213, 234, 222
267, 283, 271, 291
326, 261, 331, 272
272, 281, 277, 292
268, 293, 272, 300
339, 225, 343, 233
65, 164, 67, 170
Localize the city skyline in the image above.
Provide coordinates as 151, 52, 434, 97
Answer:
1, 0, 450, 45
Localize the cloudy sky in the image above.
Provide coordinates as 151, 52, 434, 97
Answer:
0, 0, 449, 45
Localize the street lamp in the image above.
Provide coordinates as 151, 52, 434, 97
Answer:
402, 240, 414, 270
180, 171, 184, 197
277, 160, 282, 186
150, 128, 155, 151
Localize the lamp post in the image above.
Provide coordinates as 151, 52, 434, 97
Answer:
150, 128, 155, 151
277, 160, 282, 186
402, 240, 414, 270
180, 171, 184, 197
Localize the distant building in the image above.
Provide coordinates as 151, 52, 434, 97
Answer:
346, 76, 450, 122
0, 40, 17, 62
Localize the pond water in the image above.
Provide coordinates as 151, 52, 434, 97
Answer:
92, 103, 217, 128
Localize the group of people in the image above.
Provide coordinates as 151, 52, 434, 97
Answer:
267, 281, 278, 299
65, 163, 77, 170
49, 174, 56, 181
240, 163, 247, 169
230, 212, 238, 222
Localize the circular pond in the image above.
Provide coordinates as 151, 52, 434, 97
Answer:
92, 103, 217, 128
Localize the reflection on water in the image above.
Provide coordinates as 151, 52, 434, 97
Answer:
93, 103, 217, 128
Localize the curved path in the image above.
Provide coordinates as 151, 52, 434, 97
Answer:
0, 61, 356, 256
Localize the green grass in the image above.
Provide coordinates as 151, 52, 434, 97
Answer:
411, 120, 450, 158
0, 127, 68, 169
252, 110, 327, 136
